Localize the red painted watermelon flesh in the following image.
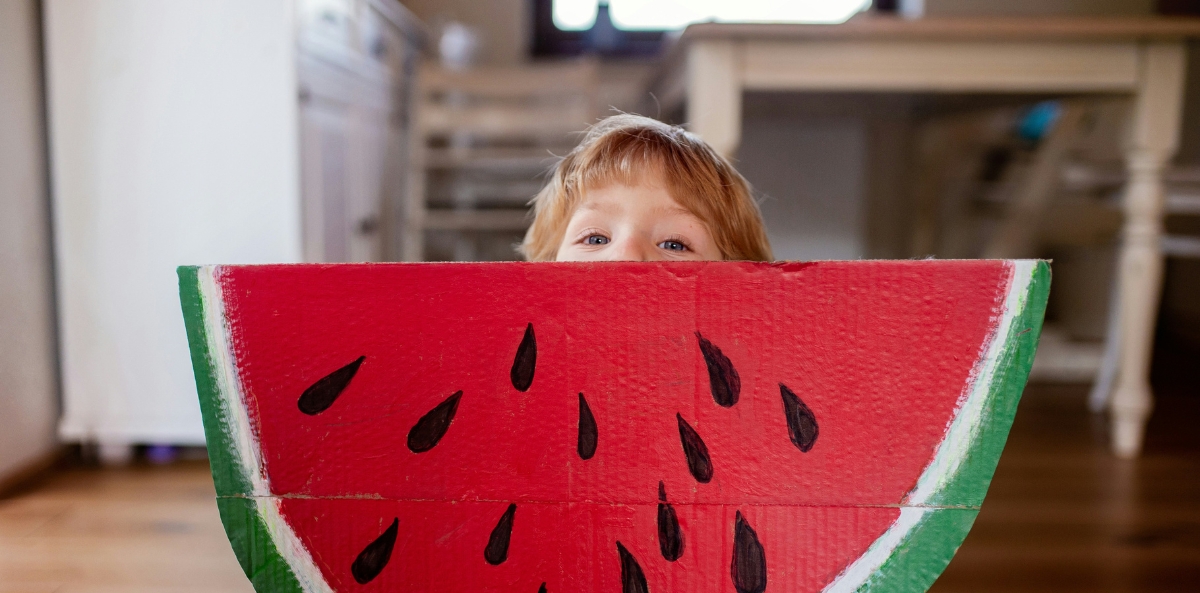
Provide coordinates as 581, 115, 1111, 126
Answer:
179, 261, 1048, 593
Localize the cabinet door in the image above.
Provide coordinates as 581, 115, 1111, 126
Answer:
297, 0, 422, 262
299, 53, 390, 263
299, 93, 353, 262
346, 100, 388, 262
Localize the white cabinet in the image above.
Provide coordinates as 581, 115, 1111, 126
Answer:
298, 0, 424, 262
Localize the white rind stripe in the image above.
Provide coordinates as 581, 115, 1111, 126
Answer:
198, 267, 334, 593
821, 260, 1037, 592
199, 266, 268, 496
822, 508, 930, 593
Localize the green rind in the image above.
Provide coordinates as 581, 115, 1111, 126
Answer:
178, 266, 304, 593
218, 497, 307, 593
858, 510, 979, 592
934, 260, 1050, 508
178, 266, 250, 497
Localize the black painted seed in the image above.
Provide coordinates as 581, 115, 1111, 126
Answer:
577, 393, 598, 460
616, 541, 649, 593
407, 391, 463, 453
657, 481, 684, 562
538, 583, 547, 593
731, 511, 767, 593
510, 323, 537, 392
350, 517, 398, 584
696, 333, 740, 407
485, 504, 517, 565
676, 413, 713, 483
780, 383, 819, 453
297, 356, 364, 415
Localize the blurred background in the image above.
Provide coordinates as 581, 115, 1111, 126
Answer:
1, 0, 1199, 591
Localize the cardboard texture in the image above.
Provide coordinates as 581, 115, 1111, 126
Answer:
178, 260, 1049, 593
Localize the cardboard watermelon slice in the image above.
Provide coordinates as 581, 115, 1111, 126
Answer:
178, 260, 1048, 593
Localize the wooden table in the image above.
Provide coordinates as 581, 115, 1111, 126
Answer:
651, 16, 1200, 458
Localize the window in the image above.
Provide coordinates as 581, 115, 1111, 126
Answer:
556, 0, 871, 30
534, 0, 871, 57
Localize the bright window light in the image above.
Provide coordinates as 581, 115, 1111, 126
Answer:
554, 0, 600, 30
553, 0, 871, 31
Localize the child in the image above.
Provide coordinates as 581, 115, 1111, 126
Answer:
520, 114, 773, 262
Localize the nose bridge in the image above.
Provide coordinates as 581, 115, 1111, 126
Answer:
608, 236, 651, 261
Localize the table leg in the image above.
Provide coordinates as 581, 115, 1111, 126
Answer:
686, 40, 742, 158
1111, 42, 1186, 458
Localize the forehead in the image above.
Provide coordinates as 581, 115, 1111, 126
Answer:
576, 180, 692, 217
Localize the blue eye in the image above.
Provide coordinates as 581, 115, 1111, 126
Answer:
585, 235, 609, 245
659, 240, 687, 251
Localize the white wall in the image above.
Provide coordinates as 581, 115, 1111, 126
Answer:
44, 0, 303, 445
0, 0, 60, 479
738, 114, 866, 261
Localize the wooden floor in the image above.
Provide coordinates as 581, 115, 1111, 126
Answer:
933, 385, 1200, 592
1, 385, 1197, 592
0, 460, 251, 593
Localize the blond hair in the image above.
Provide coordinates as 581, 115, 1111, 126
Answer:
519, 114, 773, 261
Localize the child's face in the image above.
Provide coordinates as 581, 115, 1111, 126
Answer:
554, 175, 722, 262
